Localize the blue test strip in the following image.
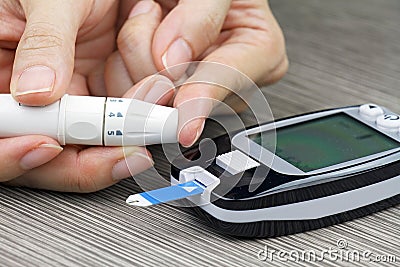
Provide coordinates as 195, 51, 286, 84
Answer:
126, 181, 205, 206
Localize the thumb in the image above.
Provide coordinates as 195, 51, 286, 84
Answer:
10, 0, 90, 106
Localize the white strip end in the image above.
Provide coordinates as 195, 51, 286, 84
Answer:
126, 194, 153, 207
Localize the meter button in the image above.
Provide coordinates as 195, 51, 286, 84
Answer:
359, 104, 384, 121
216, 150, 260, 175
376, 114, 400, 132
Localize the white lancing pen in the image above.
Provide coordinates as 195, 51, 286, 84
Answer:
0, 94, 178, 146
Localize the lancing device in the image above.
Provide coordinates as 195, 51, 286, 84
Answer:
0, 94, 178, 146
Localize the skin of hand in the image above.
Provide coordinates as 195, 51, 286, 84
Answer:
0, 0, 155, 192
106, 0, 289, 147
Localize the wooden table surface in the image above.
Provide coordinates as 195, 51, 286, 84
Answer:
1, 0, 399, 266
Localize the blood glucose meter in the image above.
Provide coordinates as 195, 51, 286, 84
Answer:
162, 104, 400, 237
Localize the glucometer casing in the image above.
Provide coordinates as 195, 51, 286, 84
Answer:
170, 104, 400, 237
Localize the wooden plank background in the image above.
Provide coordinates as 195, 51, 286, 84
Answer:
1, 0, 399, 266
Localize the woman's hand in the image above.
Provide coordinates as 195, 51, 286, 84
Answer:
0, 0, 119, 105
107, 0, 288, 147
0, 0, 154, 192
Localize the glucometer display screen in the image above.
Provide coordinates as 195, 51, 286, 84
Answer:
248, 113, 400, 172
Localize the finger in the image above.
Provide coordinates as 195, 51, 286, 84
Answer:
123, 74, 175, 106
175, 2, 288, 147
117, 0, 162, 83
0, 136, 62, 182
87, 62, 107, 97
152, 0, 231, 80
175, 83, 224, 147
176, 51, 287, 147
207, 0, 288, 85
74, 8, 118, 77
104, 51, 134, 97
6, 145, 153, 193
67, 73, 90, 96
10, 0, 92, 106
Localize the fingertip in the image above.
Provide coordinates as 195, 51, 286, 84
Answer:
117, 1, 162, 84
10, 63, 68, 106
12, 91, 60, 106
10, 0, 79, 106
160, 38, 192, 81
19, 143, 63, 170
10, 65, 61, 106
128, 0, 156, 18
112, 146, 154, 181
152, 0, 230, 77
123, 74, 175, 103
143, 79, 175, 104
0, 135, 62, 182
179, 118, 205, 148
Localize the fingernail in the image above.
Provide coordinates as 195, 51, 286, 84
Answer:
20, 144, 63, 170
16, 66, 55, 96
144, 80, 174, 104
180, 119, 205, 148
162, 38, 192, 80
129, 0, 154, 18
112, 148, 154, 181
